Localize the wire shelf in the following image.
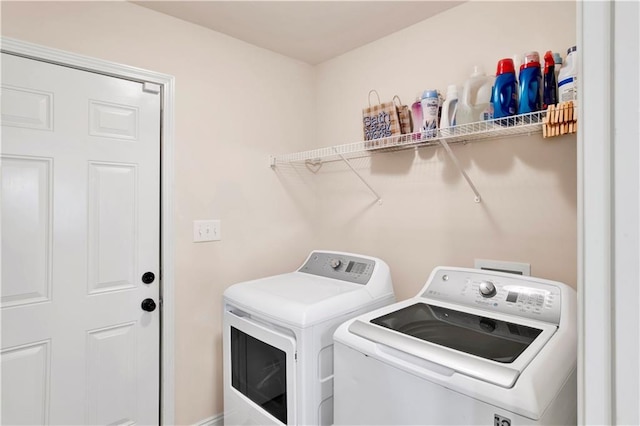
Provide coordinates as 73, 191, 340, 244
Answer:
270, 110, 546, 167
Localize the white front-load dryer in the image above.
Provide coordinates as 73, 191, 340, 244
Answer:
333, 267, 577, 425
223, 251, 395, 426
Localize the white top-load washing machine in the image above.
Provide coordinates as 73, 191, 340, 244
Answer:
223, 251, 395, 426
333, 267, 577, 426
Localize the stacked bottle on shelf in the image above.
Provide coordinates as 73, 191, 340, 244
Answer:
456, 66, 495, 125
543, 51, 559, 109
492, 58, 518, 119
418, 90, 438, 138
440, 85, 459, 129
409, 45, 577, 133
518, 51, 543, 114
558, 46, 578, 102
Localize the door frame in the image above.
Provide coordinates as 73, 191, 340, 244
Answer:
1, 37, 176, 425
578, 1, 640, 424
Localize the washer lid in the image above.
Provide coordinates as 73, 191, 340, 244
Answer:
370, 302, 542, 364
346, 298, 558, 388
224, 272, 379, 327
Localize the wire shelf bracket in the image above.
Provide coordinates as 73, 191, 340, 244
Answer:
334, 147, 383, 204
439, 138, 481, 203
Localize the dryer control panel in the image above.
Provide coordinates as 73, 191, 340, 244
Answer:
299, 251, 375, 285
422, 268, 562, 324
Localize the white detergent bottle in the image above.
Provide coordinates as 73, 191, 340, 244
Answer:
457, 65, 495, 125
440, 84, 459, 129
558, 46, 577, 102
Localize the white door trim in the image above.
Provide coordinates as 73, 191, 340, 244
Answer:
578, 2, 614, 424
579, 2, 640, 424
1, 36, 176, 425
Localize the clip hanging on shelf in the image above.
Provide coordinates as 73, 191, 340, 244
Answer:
542, 101, 577, 138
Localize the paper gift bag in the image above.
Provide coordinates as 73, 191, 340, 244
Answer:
362, 90, 401, 142
393, 95, 413, 135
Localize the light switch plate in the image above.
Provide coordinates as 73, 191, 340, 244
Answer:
193, 220, 221, 242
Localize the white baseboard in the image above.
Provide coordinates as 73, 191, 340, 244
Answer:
194, 413, 223, 426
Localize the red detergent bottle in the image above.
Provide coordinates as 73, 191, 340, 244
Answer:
543, 51, 558, 109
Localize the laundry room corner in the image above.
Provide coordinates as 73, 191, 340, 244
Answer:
1, 0, 588, 425
311, 1, 578, 301
4, 0, 640, 424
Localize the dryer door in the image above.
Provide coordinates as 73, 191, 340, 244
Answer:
224, 310, 296, 425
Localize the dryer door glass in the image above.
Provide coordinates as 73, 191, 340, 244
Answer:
231, 326, 287, 423
370, 303, 543, 363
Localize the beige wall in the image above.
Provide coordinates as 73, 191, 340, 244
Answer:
1, 2, 318, 424
312, 1, 577, 301
2, 0, 577, 423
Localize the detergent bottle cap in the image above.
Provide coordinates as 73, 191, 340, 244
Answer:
543, 51, 555, 73
567, 45, 577, 55
523, 51, 540, 65
446, 84, 458, 98
553, 52, 563, 66
496, 58, 515, 75
421, 89, 438, 99
521, 52, 541, 71
544, 51, 554, 64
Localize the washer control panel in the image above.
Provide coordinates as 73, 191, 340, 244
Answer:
422, 269, 562, 324
298, 251, 375, 284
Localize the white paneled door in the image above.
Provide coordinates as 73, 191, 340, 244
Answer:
1, 53, 160, 425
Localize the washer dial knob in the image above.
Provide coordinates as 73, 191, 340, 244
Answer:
329, 258, 341, 269
479, 280, 497, 298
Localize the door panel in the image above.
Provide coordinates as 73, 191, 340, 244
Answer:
0, 340, 51, 426
88, 162, 138, 294
88, 100, 139, 141
1, 53, 160, 425
1, 85, 53, 130
1, 156, 52, 307
86, 322, 137, 425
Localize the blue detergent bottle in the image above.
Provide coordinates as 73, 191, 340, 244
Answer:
492, 58, 518, 119
518, 51, 542, 114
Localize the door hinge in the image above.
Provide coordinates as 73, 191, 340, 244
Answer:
143, 82, 161, 94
